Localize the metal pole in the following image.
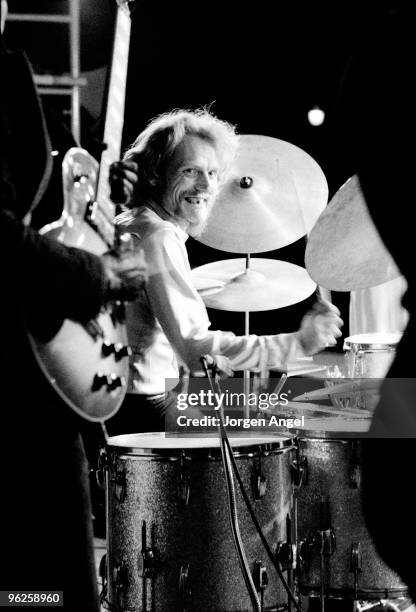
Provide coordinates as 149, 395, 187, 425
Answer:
69, 0, 81, 143
244, 253, 251, 418
7, 13, 72, 23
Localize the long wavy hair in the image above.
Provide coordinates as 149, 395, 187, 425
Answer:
123, 108, 239, 207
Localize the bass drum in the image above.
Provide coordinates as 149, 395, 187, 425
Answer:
296, 436, 408, 600
104, 432, 295, 612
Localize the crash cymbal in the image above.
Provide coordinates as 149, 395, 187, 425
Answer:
191, 258, 316, 312
305, 175, 401, 291
198, 135, 328, 253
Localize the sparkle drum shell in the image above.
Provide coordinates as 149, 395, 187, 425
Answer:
343, 332, 402, 378
296, 437, 407, 600
105, 432, 296, 612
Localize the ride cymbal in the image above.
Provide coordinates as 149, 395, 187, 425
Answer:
305, 175, 400, 291
198, 135, 328, 253
191, 258, 316, 312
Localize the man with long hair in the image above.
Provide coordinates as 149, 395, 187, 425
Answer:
107, 108, 343, 433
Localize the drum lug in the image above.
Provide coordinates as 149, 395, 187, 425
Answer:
139, 547, 156, 579
96, 446, 107, 490
354, 351, 364, 377
114, 468, 126, 503
292, 455, 308, 488
351, 542, 362, 600
179, 563, 192, 610
349, 442, 361, 489
350, 541, 362, 573
276, 541, 297, 570
253, 560, 269, 593
108, 455, 127, 502
178, 453, 191, 505
139, 520, 156, 579
112, 559, 128, 612
113, 560, 128, 602
252, 457, 267, 500
298, 537, 314, 571
316, 528, 336, 556
254, 474, 267, 499
98, 553, 108, 603
349, 464, 361, 489
178, 472, 190, 505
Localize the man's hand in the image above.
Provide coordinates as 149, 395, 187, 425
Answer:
101, 247, 147, 302
202, 354, 234, 378
108, 160, 139, 205
298, 300, 343, 355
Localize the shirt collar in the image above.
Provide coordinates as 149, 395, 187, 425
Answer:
145, 200, 189, 242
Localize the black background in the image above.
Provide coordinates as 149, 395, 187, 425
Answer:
5, 1, 406, 340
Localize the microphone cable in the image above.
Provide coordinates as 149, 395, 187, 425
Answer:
201, 357, 261, 612
201, 356, 303, 612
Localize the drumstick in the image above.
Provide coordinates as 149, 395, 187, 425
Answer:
271, 372, 288, 396
264, 400, 373, 418
292, 378, 381, 401
316, 285, 332, 304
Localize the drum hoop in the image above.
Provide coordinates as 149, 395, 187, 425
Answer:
295, 431, 369, 441
343, 332, 401, 351
106, 437, 295, 460
300, 585, 408, 599
344, 341, 397, 351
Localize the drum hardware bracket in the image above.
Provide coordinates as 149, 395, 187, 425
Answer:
139, 520, 157, 579
317, 528, 336, 557
178, 564, 192, 611
350, 542, 363, 601
349, 464, 361, 489
98, 554, 113, 611
96, 446, 107, 490
178, 452, 191, 505
252, 456, 267, 500
317, 530, 335, 612
137, 520, 157, 611
297, 537, 313, 571
138, 546, 156, 579
113, 560, 128, 594
276, 541, 297, 571
353, 351, 364, 378
349, 442, 361, 489
112, 560, 129, 612
253, 560, 269, 599
291, 456, 308, 488
114, 463, 127, 503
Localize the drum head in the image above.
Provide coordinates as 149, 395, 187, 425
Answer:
107, 432, 294, 456
344, 332, 402, 351
294, 415, 371, 439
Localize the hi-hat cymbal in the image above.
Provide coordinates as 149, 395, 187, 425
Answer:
191, 258, 316, 312
305, 175, 401, 291
198, 135, 328, 254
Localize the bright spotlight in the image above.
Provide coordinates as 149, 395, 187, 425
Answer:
308, 106, 325, 126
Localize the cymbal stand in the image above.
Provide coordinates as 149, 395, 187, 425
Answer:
242, 254, 278, 418
244, 254, 251, 419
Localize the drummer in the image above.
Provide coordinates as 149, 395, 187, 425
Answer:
107, 108, 343, 433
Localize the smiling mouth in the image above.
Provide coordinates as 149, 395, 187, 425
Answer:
184, 196, 207, 205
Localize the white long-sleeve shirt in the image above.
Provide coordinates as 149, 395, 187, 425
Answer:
117, 204, 304, 395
